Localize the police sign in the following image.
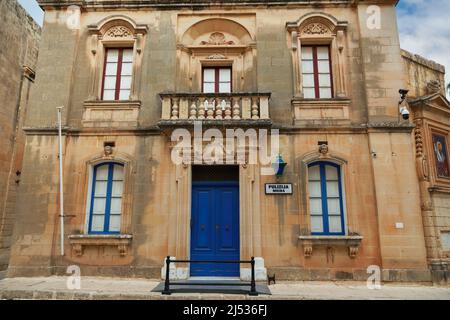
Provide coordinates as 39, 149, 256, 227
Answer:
265, 183, 293, 195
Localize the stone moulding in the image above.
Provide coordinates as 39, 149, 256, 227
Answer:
68, 234, 133, 257
38, 1, 356, 10
298, 235, 363, 258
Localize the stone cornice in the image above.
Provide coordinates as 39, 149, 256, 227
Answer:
22, 122, 414, 136
401, 49, 446, 74
37, 0, 398, 10
22, 126, 161, 136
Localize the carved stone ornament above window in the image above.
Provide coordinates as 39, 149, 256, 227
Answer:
206, 53, 227, 60
105, 25, 133, 38
201, 32, 235, 45
301, 22, 331, 35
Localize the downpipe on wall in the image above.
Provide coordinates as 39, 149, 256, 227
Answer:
57, 107, 65, 256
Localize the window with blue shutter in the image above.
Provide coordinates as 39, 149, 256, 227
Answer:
88, 163, 124, 234
308, 161, 345, 235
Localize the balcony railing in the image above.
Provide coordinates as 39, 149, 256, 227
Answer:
160, 93, 271, 121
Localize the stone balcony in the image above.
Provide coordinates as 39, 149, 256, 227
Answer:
158, 93, 272, 128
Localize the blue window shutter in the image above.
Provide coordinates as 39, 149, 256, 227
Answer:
88, 163, 124, 235
309, 161, 345, 236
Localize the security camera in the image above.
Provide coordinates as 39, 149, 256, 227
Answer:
400, 106, 410, 120
399, 89, 409, 101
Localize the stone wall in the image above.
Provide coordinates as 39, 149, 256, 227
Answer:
0, 0, 41, 276
402, 49, 446, 98
405, 44, 449, 284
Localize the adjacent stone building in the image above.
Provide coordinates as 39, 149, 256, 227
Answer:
402, 50, 450, 284
0, 0, 41, 278
4, 0, 449, 284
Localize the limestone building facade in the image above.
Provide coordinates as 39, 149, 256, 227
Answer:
402, 51, 450, 284
0, 0, 41, 278
4, 0, 449, 284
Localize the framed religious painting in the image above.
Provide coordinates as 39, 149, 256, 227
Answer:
431, 132, 450, 179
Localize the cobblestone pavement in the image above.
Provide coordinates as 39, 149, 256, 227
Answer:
0, 277, 449, 300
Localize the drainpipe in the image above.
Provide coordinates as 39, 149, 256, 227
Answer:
57, 106, 65, 256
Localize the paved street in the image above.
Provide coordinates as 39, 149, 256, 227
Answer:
0, 277, 449, 300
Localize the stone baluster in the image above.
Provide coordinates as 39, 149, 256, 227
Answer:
171, 97, 179, 119
232, 97, 241, 120
206, 98, 215, 119
251, 97, 260, 119
215, 98, 224, 119
189, 98, 198, 119
161, 94, 269, 121
198, 97, 206, 119
224, 98, 232, 120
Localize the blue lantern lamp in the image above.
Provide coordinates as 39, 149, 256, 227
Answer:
272, 154, 287, 177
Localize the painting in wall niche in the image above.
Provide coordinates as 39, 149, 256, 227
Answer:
432, 133, 450, 179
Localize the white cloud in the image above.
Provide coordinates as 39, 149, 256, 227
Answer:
397, 0, 450, 97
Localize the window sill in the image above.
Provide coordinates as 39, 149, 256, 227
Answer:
82, 100, 141, 128
68, 234, 132, 257
292, 97, 351, 125
298, 234, 363, 258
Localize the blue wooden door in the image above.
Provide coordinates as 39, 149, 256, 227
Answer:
190, 181, 240, 277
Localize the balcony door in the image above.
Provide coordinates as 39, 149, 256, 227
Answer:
203, 67, 232, 93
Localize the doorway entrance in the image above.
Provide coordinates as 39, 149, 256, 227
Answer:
190, 166, 240, 277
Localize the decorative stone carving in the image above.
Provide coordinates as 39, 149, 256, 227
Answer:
118, 244, 128, 257
421, 199, 434, 211
414, 119, 431, 182
105, 26, 133, 38
301, 23, 331, 35
68, 234, 133, 257
304, 243, 313, 257
421, 156, 430, 180
72, 243, 83, 257
427, 80, 441, 94
206, 53, 227, 60
299, 235, 363, 258
201, 32, 235, 45
348, 246, 359, 259
319, 144, 329, 156
171, 98, 180, 119
414, 120, 424, 157
104, 145, 114, 157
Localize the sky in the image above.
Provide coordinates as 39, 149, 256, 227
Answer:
17, 0, 450, 95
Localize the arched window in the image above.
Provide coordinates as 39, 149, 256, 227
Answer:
308, 161, 345, 235
88, 162, 124, 234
